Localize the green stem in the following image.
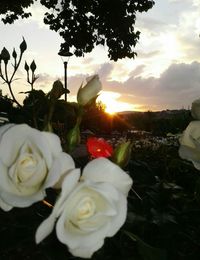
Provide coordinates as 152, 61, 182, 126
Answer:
9, 52, 23, 83
31, 71, 34, 90
4, 63, 9, 82
7, 81, 21, 107
3, 51, 24, 107
43, 101, 55, 131
3, 62, 21, 107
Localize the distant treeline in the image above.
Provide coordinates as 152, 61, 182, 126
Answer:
121, 110, 192, 135
81, 108, 192, 136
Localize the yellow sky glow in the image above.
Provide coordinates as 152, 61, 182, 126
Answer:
97, 91, 137, 114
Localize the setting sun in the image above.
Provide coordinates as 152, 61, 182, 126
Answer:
97, 91, 136, 114
105, 107, 116, 115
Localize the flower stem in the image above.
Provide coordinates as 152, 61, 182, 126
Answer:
42, 199, 53, 208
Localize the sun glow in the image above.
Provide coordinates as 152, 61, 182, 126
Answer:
97, 91, 135, 114
160, 32, 182, 60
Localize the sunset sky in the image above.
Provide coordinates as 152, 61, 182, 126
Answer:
0, 0, 200, 112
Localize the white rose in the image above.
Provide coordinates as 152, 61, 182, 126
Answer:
179, 121, 200, 170
77, 74, 102, 106
0, 124, 75, 211
36, 158, 133, 258
80, 157, 133, 196
191, 98, 200, 120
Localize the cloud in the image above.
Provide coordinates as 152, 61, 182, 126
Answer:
92, 61, 200, 111
35, 73, 59, 90
14, 60, 200, 111
97, 63, 114, 80
136, 16, 168, 32
193, 0, 200, 7
128, 65, 146, 78
26, 2, 49, 29
137, 50, 160, 59
159, 62, 200, 91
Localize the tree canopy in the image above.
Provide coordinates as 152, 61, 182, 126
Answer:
0, 0, 155, 61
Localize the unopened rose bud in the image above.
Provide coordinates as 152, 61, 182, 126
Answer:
24, 61, 29, 72
30, 60, 36, 72
1, 47, 10, 63
112, 141, 132, 168
191, 98, 200, 120
50, 80, 69, 101
66, 124, 81, 152
12, 48, 17, 59
20, 37, 27, 53
77, 74, 102, 106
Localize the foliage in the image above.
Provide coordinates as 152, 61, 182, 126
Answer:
127, 110, 192, 135
124, 144, 200, 260
79, 101, 130, 134
0, 0, 155, 60
0, 91, 13, 113
0, 0, 33, 23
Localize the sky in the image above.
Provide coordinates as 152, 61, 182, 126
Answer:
0, 0, 200, 113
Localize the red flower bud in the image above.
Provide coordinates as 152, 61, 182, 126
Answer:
86, 137, 113, 158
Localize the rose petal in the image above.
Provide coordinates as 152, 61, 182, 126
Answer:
36, 169, 80, 243
179, 121, 200, 149
179, 145, 200, 170
0, 124, 30, 166
36, 214, 56, 244
82, 158, 133, 195
45, 152, 75, 189
179, 121, 200, 170
0, 189, 45, 208
0, 160, 46, 206
56, 182, 120, 251
56, 205, 110, 250
77, 75, 102, 106
0, 196, 13, 211
0, 124, 54, 168
42, 132, 62, 158
28, 128, 55, 169
69, 239, 104, 258
0, 124, 14, 140
107, 191, 127, 237
0, 161, 25, 197
0, 160, 46, 203
55, 169, 81, 217
0, 124, 65, 171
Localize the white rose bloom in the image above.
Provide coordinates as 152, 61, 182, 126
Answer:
179, 121, 200, 170
191, 98, 200, 120
80, 158, 133, 196
0, 124, 75, 211
77, 74, 102, 106
36, 158, 133, 258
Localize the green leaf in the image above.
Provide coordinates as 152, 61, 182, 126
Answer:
124, 231, 167, 260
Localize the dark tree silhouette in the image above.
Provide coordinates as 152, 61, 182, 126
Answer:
0, 0, 155, 61
0, 0, 34, 23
